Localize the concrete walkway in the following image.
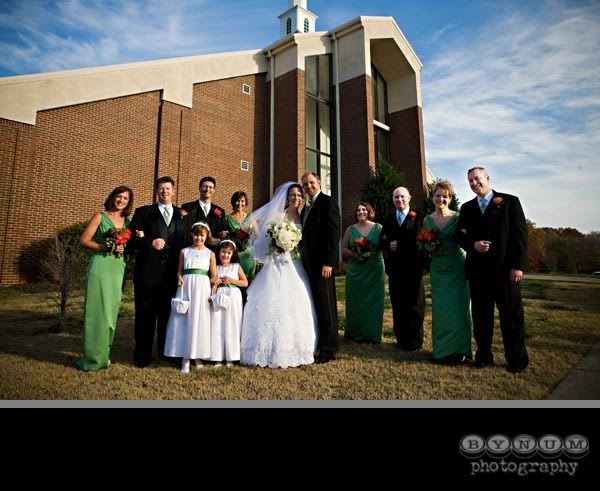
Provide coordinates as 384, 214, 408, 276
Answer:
526, 274, 600, 284
548, 340, 600, 400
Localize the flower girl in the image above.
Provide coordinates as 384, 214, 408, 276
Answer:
210, 240, 248, 367
164, 222, 217, 373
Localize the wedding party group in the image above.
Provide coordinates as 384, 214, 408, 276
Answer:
77, 166, 530, 375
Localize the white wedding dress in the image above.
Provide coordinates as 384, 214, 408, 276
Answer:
240, 183, 318, 369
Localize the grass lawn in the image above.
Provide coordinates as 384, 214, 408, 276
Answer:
1, 277, 599, 400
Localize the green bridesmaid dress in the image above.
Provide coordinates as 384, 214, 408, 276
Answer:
425, 214, 472, 361
77, 213, 129, 371
345, 223, 385, 344
226, 213, 257, 282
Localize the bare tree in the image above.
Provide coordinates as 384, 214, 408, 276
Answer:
40, 232, 87, 332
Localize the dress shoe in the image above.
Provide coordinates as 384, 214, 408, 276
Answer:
134, 359, 150, 368
316, 353, 335, 364
474, 359, 494, 369
400, 345, 421, 352
441, 354, 468, 365
507, 364, 527, 374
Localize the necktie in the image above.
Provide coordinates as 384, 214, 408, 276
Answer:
307, 196, 313, 207
479, 198, 487, 215
163, 207, 171, 226
397, 211, 405, 226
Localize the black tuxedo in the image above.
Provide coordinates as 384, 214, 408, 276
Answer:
381, 209, 426, 350
456, 191, 529, 371
301, 192, 341, 356
130, 204, 185, 366
181, 200, 226, 247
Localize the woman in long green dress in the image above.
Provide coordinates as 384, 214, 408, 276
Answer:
426, 181, 472, 363
77, 186, 134, 371
225, 191, 256, 284
342, 202, 385, 344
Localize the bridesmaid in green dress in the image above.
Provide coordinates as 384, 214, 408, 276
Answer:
426, 180, 472, 363
77, 186, 134, 371
225, 191, 256, 284
342, 202, 385, 344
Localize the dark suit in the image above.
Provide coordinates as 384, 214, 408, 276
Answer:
381, 209, 426, 350
456, 191, 529, 371
301, 192, 341, 357
130, 204, 185, 366
181, 200, 226, 248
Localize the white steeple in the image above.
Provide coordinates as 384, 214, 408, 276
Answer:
278, 0, 318, 38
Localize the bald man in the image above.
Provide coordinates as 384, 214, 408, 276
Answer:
381, 187, 426, 351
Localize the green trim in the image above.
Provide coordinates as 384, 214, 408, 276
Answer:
218, 284, 239, 289
183, 269, 209, 276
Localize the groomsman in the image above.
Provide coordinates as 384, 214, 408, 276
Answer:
301, 172, 341, 364
181, 176, 227, 248
457, 167, 529, 373
130, 176, 185, 367
381, 187, 426, 351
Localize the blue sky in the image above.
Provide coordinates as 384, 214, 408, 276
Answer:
1, 0, 599, 232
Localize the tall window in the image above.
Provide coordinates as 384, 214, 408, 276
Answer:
304, 18, 310, 32
372, 64, 390, 163
286, 18, 292, 35
305, 55, 335, 196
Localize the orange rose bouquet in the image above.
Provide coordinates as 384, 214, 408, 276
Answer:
106, 227, 133, 257
352, 236, 372, 262
416, 227, 440, 256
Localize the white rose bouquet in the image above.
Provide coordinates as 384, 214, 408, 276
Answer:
267, 220, 302, 257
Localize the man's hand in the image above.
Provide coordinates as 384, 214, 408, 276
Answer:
322, 266, 333, 279
474, 240, 491, 253
390, 240, 398, 252
152, 239, 166, 250
510, 269, 524, 283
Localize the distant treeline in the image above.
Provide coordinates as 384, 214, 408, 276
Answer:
528, 222, 600, 274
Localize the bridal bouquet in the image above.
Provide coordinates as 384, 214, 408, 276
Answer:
416, 227, 440, 256
267, 220, 302, 257
105, 227, 133, 257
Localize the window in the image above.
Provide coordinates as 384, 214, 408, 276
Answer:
372, 64, 390, 163
305, 55, 335, 196
242, 84, 251, 95
304, 18, 310, 33
286, 18, 292, 35
240, 160, 250, 172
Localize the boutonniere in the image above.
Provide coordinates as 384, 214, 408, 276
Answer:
408, 211, 417, 219
213, 208, 223, 217
493, 196, 505, 206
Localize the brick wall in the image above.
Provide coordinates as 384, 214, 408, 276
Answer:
273, 69, 305, 186
0, 74, 271, 285
389, 105, 427, 207
339, 74, 376, 228
0, 92, 161, 284
185, 74, 268, 213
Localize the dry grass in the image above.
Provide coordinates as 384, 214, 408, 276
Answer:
1, 277, 599, 400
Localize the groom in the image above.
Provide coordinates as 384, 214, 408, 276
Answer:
456, 166, 529, 373
301, 172, 341, 364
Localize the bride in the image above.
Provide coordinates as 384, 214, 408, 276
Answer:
240, 182, 318, 368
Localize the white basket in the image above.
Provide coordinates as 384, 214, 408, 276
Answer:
171, 289, 190, 314
211, 292, 231, 310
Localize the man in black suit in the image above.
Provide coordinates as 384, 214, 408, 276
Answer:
181, 176, 227, 248
381, 187, 426, 351
130, 176, 185, 367
301, 172, 341, 364
456, 166, 529, 373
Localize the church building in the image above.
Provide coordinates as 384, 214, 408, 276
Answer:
0, 1, 426, 285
